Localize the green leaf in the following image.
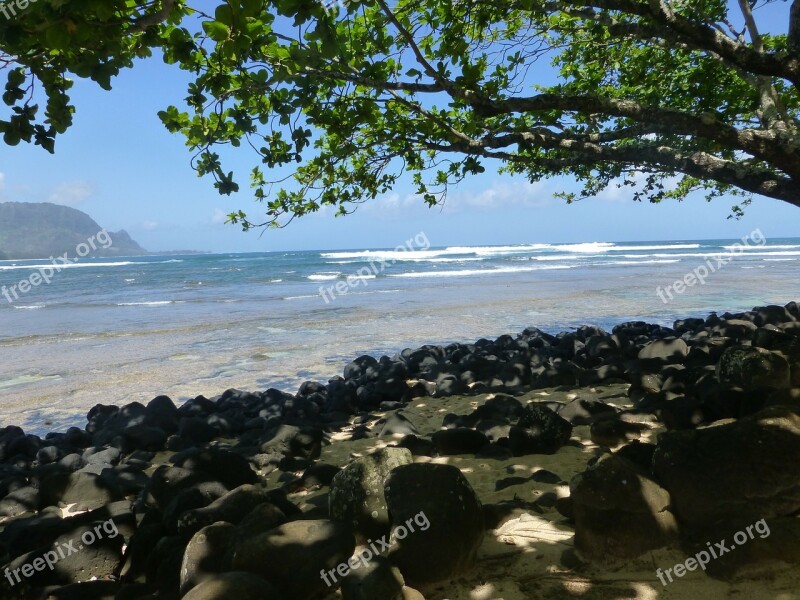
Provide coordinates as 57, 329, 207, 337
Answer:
202, 21, 231, 42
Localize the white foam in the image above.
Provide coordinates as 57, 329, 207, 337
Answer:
606, 244, 701, 251
0, 261, 134, 271
532, 255, 588, 261
322, 250, 451, 261
0, 374, 61, 390
443, 244, 553, 256
322, 242, 705, 260
116, 301, 185, 306
600, 259, 682, 265
330, 257, 485, 264
417, 257, 485, 263
617, 251, 800, 259
13, 304, 45, 310
552, 242, 617, 253
550, 242, 698, 253
390, 265, 573, 279
307, 272, 341, 281
722, 244, 800, 250
322, 244, 552, 261
0, 259, 183, 271
727, 251, 800, 257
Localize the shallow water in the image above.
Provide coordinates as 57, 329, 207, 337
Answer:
1, 238, 797, 434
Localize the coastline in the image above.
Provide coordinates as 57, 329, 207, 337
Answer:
0, 302, 799, 598
4, 268, 799, 436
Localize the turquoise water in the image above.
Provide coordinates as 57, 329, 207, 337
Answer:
1, 237, 798, 433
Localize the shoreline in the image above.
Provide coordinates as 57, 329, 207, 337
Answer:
3, 237, 799, 434
0, 299, 790, 437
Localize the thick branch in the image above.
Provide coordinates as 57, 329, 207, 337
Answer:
130, 0, 176, 33
300, 67, 445, 93
427, 134, 800, 208
472, 93, 800, 176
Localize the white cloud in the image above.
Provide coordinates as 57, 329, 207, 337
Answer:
595, 182, 630, 203
361, 180, 555, 218
443, 180, 554, 212
48, 180, 95, 206
373, 193, 422, 212
141, 220, 160, 231
211, 208, 227, 224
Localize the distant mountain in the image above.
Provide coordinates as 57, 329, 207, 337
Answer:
0, 202, 148, 259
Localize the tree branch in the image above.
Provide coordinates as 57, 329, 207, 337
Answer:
530, 0, 800, 88
735, 0, 790, 129
737, 0, 764, 52
470, 93, 800, 176
300, 67, 445, 94
130, 0, 176, 33
373, 0, 462, 99
427, 133, 800, 208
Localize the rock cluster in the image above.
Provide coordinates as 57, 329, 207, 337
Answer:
0, 302, 797, 597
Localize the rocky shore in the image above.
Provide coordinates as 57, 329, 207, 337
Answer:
1, 302, 800, 599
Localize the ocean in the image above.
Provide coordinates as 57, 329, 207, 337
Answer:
1, 237, 798, 434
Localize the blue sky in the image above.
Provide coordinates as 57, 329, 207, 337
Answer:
0, 3, 797, 253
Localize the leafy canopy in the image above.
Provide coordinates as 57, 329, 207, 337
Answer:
2, 0, 800, 227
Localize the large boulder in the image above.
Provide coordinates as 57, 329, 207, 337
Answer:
39, 471, 121, 512
508, 403, 572, 456
384, 463, 484, 584
232, 519, 354, 600
340, 555, 404, 600
716, 346, 791, 390
684, 517, 800, 579
570, 455, 677, 560
638, 338, 689, 366
0, 519, 125, 591
329, 447, 413, 539
173, 448, 259, 489
180, 522, 237, 596
558, 397, 617, 426
177, 484, 274, 537
260, 425, 324, 459
182, 572, 285, 600
653, 406, 800, 527
144, 465, 216, 511
431, 429, 490, 455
